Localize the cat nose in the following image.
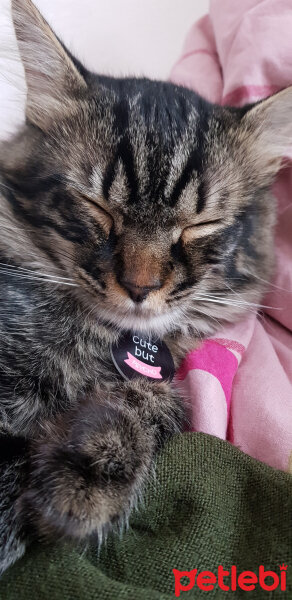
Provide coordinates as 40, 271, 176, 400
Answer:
121, 280, 162, 303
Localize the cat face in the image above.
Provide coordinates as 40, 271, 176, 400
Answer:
1, 0, 292, 336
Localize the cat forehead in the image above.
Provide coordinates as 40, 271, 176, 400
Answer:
89, 140, 201, 218
86, 109, 216, 218
82, 78, 214, 151
50, 86, 232, 218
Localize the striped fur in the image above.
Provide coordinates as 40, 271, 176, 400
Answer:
0, 0, 292, 575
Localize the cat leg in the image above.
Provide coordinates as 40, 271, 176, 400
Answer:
0, 429, 30, 575
19, 380, 185, 541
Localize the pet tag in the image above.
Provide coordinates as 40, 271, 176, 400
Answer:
111, 331, 175, 383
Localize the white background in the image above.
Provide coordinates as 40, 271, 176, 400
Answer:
0, 0, 209, 138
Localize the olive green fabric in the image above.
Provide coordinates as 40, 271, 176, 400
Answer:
0, 433, 291, 599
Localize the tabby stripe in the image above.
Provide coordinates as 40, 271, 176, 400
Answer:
117, 138, 139, 204
196, 180, 206, 214
113, 99, 139, 205
169, 277, 197, 296
169, 146, 202, 208
5, 189, 91, 243
102, 155, 119, 201
169, 98, 210, 208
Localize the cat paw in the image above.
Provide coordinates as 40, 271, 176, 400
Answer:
19, 402, 154, 539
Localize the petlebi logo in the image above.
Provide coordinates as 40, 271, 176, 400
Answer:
173, 564, 288, 596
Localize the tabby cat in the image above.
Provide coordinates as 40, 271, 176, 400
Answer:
0, 0, 291, 575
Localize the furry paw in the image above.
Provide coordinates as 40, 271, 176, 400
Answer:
123, 379, 186, 447
19, 402, 154, 540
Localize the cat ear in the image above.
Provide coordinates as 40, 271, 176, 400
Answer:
11, 0, 87, 130
240, 87, 292, 177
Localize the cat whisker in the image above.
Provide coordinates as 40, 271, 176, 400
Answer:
168, 286, 279, 314
193, 295, 268, 310
220, 279, 281, 311
244, 269, 292, 294
0, 262, 75, 281
0, 268, 77, 287
190, 306, 221, 329
196, 294, 281, 311
51, 248, 77, 263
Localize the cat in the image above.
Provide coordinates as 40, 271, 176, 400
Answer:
0, 0, 291, 575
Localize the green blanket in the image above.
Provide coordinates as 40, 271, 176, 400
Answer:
0, 433, 291, 599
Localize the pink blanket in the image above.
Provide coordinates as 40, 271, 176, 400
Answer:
170, 0, 292, 473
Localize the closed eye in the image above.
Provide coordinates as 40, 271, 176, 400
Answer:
81, 194, 113, 235
182, 218, 223, 243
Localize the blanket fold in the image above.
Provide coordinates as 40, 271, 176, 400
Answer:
0, 433, 291, 599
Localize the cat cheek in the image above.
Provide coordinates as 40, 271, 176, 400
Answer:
105, 274, 131, 302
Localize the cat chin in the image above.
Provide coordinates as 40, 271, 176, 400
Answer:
97, 305, 186, 337
96, 305, 216, 339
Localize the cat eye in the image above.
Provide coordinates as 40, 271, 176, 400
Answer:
182, 218, 223, 243
81, 195, 113, 235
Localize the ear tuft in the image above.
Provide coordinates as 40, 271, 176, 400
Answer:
241, 86, 292, 177
11, 0, 87, 130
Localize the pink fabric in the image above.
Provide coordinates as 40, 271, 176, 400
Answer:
176, 341, 238, 416
170, 0, 292, 472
